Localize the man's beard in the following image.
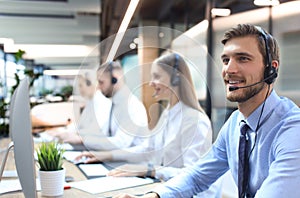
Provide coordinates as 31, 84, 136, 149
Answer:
227, 82, 264, 103
104, 86, 114, 98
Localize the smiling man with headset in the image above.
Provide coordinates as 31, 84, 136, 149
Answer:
114, 24, 300, 198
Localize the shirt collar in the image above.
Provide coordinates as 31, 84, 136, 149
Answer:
112, 86, 130, 104
165, 101, 182, 120
239, 90, 280, 131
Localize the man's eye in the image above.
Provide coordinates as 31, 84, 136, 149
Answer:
222, 58, 229, 64
239, 56, 250, 62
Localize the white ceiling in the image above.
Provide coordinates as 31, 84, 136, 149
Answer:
0, 0, 101, 69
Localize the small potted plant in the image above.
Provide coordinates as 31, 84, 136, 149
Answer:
36, 141, 65, 196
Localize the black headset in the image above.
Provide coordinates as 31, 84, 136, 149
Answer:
256, 26, 278, 85
170, 53, 180, 86
108, 61, 118, 84
246, 27, 279, 181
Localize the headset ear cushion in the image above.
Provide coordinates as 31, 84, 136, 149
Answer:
111, 77, 118, 84
86, 79, 91, 86
170, 53, 180, 86
171, 74, 180, 86
264, 66, 277, 84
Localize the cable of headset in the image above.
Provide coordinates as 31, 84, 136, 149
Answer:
245, 84, 271, 198
247, 84, 271, 160
247, 27, 275, 158
243, 27, 274, 197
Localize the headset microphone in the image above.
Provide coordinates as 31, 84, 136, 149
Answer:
229, 80, 264, 91
229, 73, 276, 91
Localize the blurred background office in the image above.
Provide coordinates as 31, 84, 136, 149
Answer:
0, 0, 299, 142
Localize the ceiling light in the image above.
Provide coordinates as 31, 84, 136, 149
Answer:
211, 8, 231, 17
43, 69, 79, 76
106, 0, 140, 62
159, 32, 165, 38
0, 38, 15, 52
129, 43, 136, 49
183, 20, 209, 39
7, 44, 95, 59
133, 37, 139, 44
254, 0, 280, 6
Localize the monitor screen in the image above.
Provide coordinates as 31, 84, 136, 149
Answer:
10, 77, 37, 197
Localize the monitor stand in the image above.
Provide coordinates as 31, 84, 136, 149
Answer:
0, 141, 14, 181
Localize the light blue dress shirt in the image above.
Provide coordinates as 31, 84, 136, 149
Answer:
154, 90, 300, 198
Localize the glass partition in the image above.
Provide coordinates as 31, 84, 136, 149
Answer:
171, 1, 300, 140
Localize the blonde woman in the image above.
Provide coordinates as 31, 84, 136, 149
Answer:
76, 53, 221, 197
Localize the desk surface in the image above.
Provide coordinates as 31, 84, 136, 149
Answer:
0, 137, 159, 198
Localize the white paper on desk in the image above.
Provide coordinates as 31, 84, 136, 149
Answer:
69, 176, 154, 194
78, 164, 109, 177
2, 170, 18, 178
0, 179, 41, 195
0, 179, 23, 194
63, 151, 82, 162
60, 143, 74, 150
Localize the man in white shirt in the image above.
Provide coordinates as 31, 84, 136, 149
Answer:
81, 61, 149, 150
46, 71, 112, 144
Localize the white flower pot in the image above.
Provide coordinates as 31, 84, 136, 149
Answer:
39, 169, 65, 197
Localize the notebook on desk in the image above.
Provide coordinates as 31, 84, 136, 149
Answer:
77, 164, 109, 179
63, 151, 110, 179
76, 162, 127, 179
0, 179, 41, 195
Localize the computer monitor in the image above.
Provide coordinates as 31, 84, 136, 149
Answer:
9, 77, 37, 197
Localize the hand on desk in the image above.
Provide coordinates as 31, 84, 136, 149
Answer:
74, 151, 112, 163
46, 130, 82, 144
108, 164, 151, 178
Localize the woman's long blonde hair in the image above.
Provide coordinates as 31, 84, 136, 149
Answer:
154, 53, 205, 113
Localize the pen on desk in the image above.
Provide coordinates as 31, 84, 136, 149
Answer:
64, 185, 71, 190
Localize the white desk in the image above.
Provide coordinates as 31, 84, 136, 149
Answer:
0, 138, 159, 198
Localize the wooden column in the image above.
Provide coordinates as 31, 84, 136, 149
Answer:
138, 22, 160, 129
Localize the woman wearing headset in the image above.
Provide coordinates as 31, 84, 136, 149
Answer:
76, 53, 221, 197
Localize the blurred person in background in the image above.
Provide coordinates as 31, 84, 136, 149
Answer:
76, 61, 149, 150
47, 70, 112, 145
76, 53, 222, 197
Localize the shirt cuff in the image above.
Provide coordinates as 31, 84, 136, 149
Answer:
151, 185, 174, 198
146, 163, 154, 178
